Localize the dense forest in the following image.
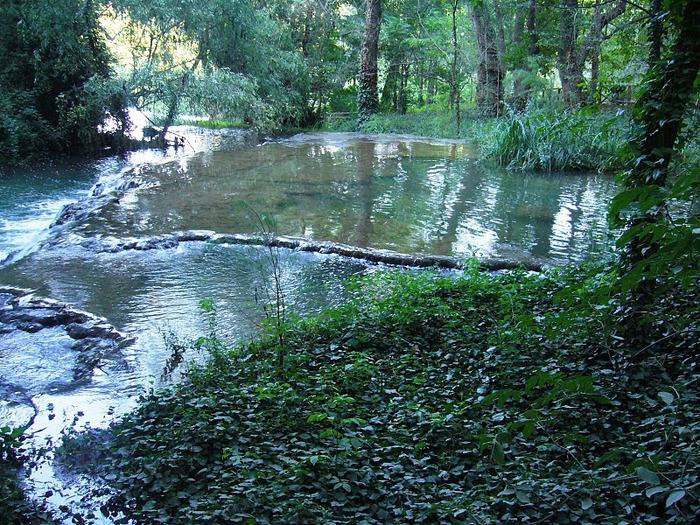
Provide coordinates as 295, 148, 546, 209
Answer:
1, 0, 699, 523
1, 0, 696, 155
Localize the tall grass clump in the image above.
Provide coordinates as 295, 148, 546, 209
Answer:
484, 106, 630, 172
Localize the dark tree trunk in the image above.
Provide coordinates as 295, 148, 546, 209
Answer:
557, 0, 585, 106
649, 0, 664, 64
358, 0, 382, 125
512, 0, 539, 108
380, 61, 408, 114
381, 63, 398, 111
451, 0, 461, 131
621, 0, 700, 294
527, 0, 539, 58
470, 2, 504, 116
399, 62, 409, 114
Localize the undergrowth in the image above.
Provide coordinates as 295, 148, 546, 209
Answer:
70, 263, 699, 524
482, 107, 630, 172
1, 426, 59, 524
325, 108, 497, 143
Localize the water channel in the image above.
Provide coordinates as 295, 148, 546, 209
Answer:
0, 129, 618, 521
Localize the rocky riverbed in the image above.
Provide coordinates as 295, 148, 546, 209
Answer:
0, 286, 133, 429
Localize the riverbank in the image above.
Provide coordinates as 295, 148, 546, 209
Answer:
328, 107, 632, 172
64, 263, 698, 524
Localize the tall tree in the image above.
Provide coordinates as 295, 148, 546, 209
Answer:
587, 0, 627, 104
0, 0, 122, 158
109, 0, 311, 131
380, 14, 412, 114
469, 1, 504, 116
358, 0, 383, 124
511, 0, 541, 108
557, 0, 585, 105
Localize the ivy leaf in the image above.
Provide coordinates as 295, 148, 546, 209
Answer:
581, 498, 593, 510
658, 391, 674, 405
665, 489, 686, 507
492, 441, 505, 465
645, 486, 667, 497
636, 466, 660, 486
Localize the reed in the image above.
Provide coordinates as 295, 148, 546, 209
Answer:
483, 107, 629, 172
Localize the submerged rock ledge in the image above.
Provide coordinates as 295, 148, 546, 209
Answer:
0, 286, 135, 386
82, 230, 547, 272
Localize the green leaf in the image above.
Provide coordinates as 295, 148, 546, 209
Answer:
636, 466, 660, 486
658, 391, 675, 405
492, 441, 505, 465
665, 490, 686, 507
645, 486, 667, 497
581, 498, 593, 510
516, 490, 530, 504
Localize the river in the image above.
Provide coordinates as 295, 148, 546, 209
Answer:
0, 128, 618, 521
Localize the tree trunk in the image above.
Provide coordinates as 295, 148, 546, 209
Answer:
621, 0, 700, 295
381, 63, 398, 111
469, 2, 504, 116
358, 0, 382, 125
512, 0, 540, 109
451, 0, 461, 131
399, 62, 409, 114
557, 0, 585, 106
649, 0, 664, 65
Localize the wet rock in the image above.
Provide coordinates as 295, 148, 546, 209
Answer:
70, 230, 547, 271
177, 230, 215, 242
0, 287, 134, 392
134, 236, 179, 251
1, 292, 93, 333
15, 321, 44, 333
66, 322, 124, 341
0, 380, 38, 429
117, 178, 142, 191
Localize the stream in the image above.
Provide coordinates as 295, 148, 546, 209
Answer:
0, 128, 619, 521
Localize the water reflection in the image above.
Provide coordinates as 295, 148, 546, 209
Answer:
67, 133, 616, 264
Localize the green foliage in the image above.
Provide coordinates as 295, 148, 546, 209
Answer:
0, 0, 125, 160
351, 108, 496, 141
610, 166, 700, 296
0, 426, 59, 524
611, 3, 700, 304
82, 264, 699, 524
111, 0, 313, 131
483, 105, 630, 172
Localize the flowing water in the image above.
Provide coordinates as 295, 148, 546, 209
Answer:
0, 128, 618, 521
